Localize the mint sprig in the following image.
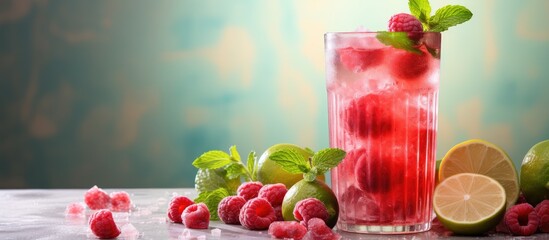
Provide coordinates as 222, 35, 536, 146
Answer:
192, 145, 256, 182
269, 147, 346, 182
408, 0, 472, 32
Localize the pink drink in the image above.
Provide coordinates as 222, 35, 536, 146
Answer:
325, 32, 440, 234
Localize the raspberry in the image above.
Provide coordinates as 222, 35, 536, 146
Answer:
89, 209, 121, 239
351, 148, 405, 193
239, 197, 276, 230
293, 198, 329, 227
65, 202, 85, 216
303, 218, 340, 240
388, 13, 423, 41
110, 191, 131, 212
258, 183, 287, 207
217, 196, 246, 224
237, 181, 263, 201
268, 221, 307, 240
343, 94, 393, 138
389, 46, 431, 81
504, 203, 539, 236
182, 203, 210, 229
535, 200, 549, 233
84, 185, 111, 210
167, 195, 194, 223
337, 47, 384, 72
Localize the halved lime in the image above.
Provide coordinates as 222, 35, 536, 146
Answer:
439, 139, 519, 209
434, 173, 506, 235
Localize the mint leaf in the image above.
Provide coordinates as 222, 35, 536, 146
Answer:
304, 147, 315, 156
269, 149, 310, 174
229, 145, 241, 162
408, 0, 431, 29
429, 5, 472, 32
312, 148, 346, 173
224, 163, 246, 180
376, 32, 421, 54
192, 150, 232, 169
194, 188, 229, 220
304, 167, 318, 182
247, 151, 256, 181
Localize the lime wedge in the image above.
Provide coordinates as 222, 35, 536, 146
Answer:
439, 139, 519, 209
434, 173, 506, 235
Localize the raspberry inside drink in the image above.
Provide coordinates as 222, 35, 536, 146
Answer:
325, 32, 440, 234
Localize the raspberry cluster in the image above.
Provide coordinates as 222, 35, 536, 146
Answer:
83, 185, 132, 212
503, 200, 549, 236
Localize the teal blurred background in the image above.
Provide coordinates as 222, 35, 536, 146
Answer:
1, 0, 548, 188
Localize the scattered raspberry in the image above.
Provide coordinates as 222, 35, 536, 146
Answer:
268, 221, 307, 240
389, 46, 430, 81
303, 218, 340, 240
110, 191, 131, 212
504, 203, 539, 236
388, 13, 423, 41
89, 209, 121, 239
167, 195, 194, 223
258, 183, 287, 207
239, 197, 276, 230
337, 47, 384, 72
182, 203, 210, 229
535, 200, 549, 233
293, 198, 329, 227
343, 94, 393, 138
84, 185, 111, 210
65, 202, 85, 216
351, 148, 405, 193
237, 181, 263, 201
217, 196, 246, 224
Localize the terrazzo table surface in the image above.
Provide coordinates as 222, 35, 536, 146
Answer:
0, 188, 546, 239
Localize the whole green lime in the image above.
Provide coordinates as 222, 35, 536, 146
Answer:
520, 139, 549, 205
256, 143, 324, 189
281, 179, 339, 228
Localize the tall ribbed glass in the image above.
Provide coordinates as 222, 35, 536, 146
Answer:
325, 32, 440, 234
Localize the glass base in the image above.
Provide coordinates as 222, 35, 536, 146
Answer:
337, 221, 431, 234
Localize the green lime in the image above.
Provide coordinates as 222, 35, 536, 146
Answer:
281, 179, 338, 228
439, 139, 519, 209
195, 168, 240, 195
520, 139, 549, 205
256, 143, 324, 188
434, 173, 506, 235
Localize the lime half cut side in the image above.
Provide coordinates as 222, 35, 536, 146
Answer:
439, 139, 519, 209
434, 173, 506, 235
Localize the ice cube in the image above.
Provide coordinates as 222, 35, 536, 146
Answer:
211, 228, 221, 237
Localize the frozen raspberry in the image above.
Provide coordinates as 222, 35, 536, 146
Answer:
110, 191, 131, 212
337, 47, 384, 72
65, 202, 85, 216
167, 195, 194, 223
182, 203, 210, 229
258, 183, 287, 207
84, 185, 111, 210
239, 197, 276, 230
343, 93, 393, 138
293, 198, 329, 227
273, 205, 284, 221
388, 13, 423, 41
389, 46, 431, 81
237, 181, 263, 201
89, 209, 121, 239
303, 218, 341, 240
217, 196, 246, 224
268, 221, 308, 240
351, 148, 405, 193
535, 200, 549, 233
504, 203, 539, 236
